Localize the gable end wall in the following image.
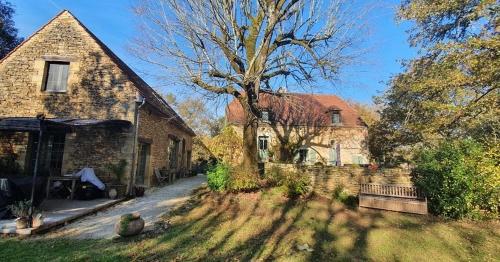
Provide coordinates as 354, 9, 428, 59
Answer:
0, 12, 137, 121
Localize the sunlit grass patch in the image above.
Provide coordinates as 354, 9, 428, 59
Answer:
0, 186, 498, 261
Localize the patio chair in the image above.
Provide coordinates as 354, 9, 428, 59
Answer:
154, 168, 169, 184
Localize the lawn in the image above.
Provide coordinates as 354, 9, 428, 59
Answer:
1, 187, 499, 261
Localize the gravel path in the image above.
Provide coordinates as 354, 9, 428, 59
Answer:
44, 175, 206, 239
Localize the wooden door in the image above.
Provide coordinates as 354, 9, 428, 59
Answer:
136, 142, 150, 185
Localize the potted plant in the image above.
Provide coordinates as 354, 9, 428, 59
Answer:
8, 200, 31, 229
268, 150, 275, 162
32, 213, 45, 228
105, 159, 128, 199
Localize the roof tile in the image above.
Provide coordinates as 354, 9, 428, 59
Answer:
227, 93, 366, 128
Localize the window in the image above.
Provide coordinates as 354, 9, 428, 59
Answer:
48, 134, 65, 174
258, 136, 269, 161
352, 155, 365, 165
168, 138, 180, 169
186, 150, 192, 170
331, 111, 341, 124
298, 149, 308, 163
181, 138, 186, 168
44, 62, 70, 92
27, 132, 65, 176
258, 136, 268, 151
261, 111, 270, 122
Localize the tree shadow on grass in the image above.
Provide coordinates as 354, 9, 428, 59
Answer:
121, 186, 498, 262
137, 185, 385, 261
7, 186, 496, 261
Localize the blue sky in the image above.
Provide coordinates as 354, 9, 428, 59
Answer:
9, 0, 417, 106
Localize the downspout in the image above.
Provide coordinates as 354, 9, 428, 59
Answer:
127, 97, 146, 196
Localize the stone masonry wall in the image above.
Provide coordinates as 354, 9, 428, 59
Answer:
0, 11, 195, 189
62, 126, 134, 184
0, 12, 140, 185
0, 132, 29, 175
266, 163, 412, 196
231, 124, 370, 165
0, 12, 137, 122
138, 106, 193, 186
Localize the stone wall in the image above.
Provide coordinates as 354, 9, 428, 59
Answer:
0, 12, 137, 121
138, 106, 193, 186
266, 163, 412, 196
231, 123, 370, 165
0, 132, 29, 175
0, 11, 195, 190
0, 11, 139, 186
62, 126, 134, 184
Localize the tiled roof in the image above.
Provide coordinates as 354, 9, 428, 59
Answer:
0, 10, 195, 136
226, 92, 366, 128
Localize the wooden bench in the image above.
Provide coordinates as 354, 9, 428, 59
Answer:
359, 183, 428, 215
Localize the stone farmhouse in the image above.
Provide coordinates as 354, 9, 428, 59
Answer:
0, 10, 195, 192
226, 92, 369, 166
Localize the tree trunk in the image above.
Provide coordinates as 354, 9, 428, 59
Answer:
241, 107, 258, 171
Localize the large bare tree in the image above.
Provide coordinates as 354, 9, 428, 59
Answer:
133, 0, 366, 170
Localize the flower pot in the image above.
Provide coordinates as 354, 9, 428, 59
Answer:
134, 186, 145, 197
115, 213, 145, 237
15, 217, 29, 229
32, 214, 44, 229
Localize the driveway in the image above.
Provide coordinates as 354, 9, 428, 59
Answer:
44, 175, 206, 239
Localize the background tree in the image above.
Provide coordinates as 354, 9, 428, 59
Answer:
163, 93, 227, 172
0, 0, 23, 59
371, 0, 499, 163
266, 94, 329, 162
134, 0, 366, 170
347, 100, 379, 127
204, 126, 243, 165
163, 93, 225, 137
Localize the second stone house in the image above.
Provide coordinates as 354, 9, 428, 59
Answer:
226, 92, 369, 166
0, 10, 195, 193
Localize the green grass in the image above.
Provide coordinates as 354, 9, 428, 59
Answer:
1, 187, 499, 261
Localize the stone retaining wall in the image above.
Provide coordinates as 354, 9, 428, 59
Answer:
265, 163, 413, 196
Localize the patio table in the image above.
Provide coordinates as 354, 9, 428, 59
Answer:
46, 176, 80, 200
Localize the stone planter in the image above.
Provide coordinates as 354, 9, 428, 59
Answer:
15, 217, 29, 229
115, 213, 144, 237
106, 184, 127, 199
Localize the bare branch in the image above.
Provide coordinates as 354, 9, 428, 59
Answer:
133, 0, 370, 118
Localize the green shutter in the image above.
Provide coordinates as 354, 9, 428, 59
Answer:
308, 149, 316, 164
329, 148, 336, 165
